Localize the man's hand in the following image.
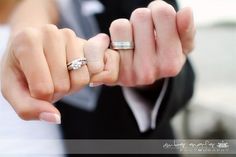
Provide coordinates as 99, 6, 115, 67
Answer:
108, 0, 195, 87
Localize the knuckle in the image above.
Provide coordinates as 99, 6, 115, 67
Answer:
151, 1, 176, 18
99, 33, 110, 46
147, 0, 156, 8
136, 70, 156, 85
88, 33, 110, 48
85, 35, 108, 50
84, 38, 104, 54
61, 28, 76, 40
131, 8, 151, 22
118, 68, 135, 86
41, 24, 59, 38
13, 28, 36, 42
54, 80, 70, 94
98, 33, 110, 41
42, 24, 58, 32
30, 83, 54, 99
109, 18, 131, 33
12, 28, 39, 58
159, 60, 182, 77
119, 75, 135, 87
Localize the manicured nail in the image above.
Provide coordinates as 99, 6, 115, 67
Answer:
89, 83, 103, 87
39, 112, 61, 124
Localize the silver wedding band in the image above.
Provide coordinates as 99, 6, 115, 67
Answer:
67, 58, 87, 71
111, 41, 134, 50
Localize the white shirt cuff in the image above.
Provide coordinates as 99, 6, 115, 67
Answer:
122, 78, 169, 133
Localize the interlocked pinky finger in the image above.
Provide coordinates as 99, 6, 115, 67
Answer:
90, 49, 120, 87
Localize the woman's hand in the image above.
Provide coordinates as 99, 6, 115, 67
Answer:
109, 0, 195, 87
0, 25, 119, 123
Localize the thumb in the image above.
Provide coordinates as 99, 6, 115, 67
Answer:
1, 67, 61, 124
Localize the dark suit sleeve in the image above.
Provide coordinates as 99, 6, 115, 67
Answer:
155, 59, 195, 128
128, 59, 195, 128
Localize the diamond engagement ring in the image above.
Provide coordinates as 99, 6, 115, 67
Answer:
111, 41, 134, 50
67, 58, 87, 71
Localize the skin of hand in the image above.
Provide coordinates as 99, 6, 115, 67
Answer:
0, 0, 195, 123
107, 0, 196, 87
0, 26, 119, 123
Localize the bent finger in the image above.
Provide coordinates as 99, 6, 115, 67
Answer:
109, 19, 134, 86
130, 8, 157, 85
84, 34, 110, 75
42, 25, 70, 100
1, 68, 60, 123
177, 7, 196, 54
149, 0, 184, 77
90, 49, 120, 86
12, 28, 54, 101
62, 29, 90, 93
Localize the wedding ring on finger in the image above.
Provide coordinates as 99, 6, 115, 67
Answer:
67, 58, 87, 71
111, 41, 134, 50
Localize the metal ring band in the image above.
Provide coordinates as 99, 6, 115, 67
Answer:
67, 58, 87, 71
111, 41, 134, 50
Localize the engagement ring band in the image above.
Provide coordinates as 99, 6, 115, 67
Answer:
67, 58, 87, 71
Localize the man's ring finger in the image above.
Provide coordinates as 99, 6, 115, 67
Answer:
111, 41, 134, 50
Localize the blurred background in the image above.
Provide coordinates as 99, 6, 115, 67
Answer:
171, 0, 236, 156
0, 0, 236, 156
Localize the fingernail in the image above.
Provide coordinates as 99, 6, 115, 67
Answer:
89, 83, 103, 87
39, 112, 61, 124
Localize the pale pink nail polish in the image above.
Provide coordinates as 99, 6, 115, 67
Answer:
39, 112, 61, 124
89, 83, 103, 87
